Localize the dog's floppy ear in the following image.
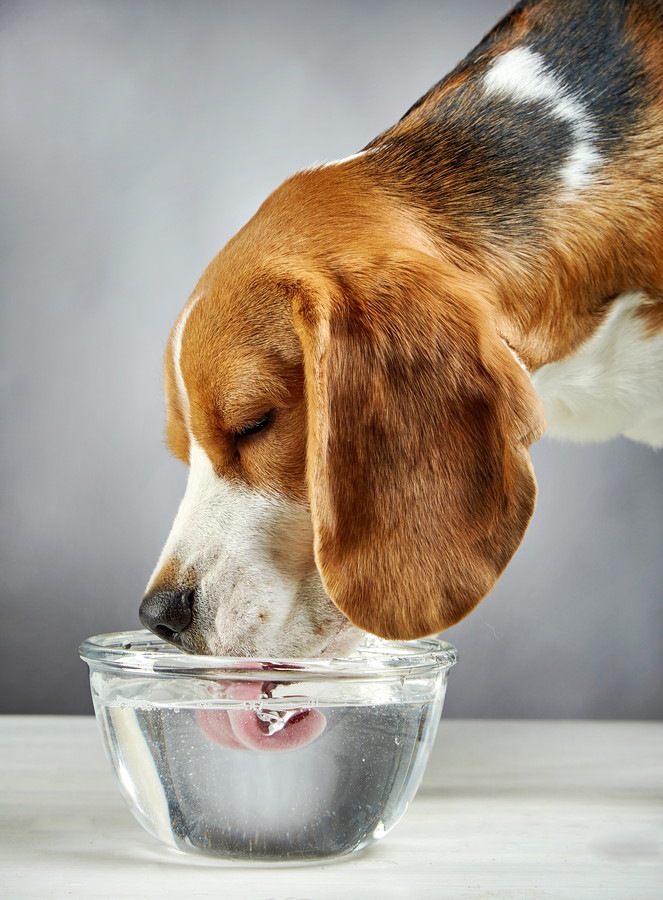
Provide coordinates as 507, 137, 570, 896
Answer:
290, 251, 544, 640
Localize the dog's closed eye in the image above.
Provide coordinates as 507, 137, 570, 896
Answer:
235, 409, 274, 439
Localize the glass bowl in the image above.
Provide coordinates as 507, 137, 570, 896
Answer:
80, 629, 457, 864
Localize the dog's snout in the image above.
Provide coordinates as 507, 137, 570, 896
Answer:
139, 587, 195, 640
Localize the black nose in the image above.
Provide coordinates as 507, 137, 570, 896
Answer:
139, 588, 195, 640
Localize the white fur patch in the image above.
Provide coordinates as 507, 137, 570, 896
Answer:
319, 151, 368, 168
484, 46, 602, 192
171, 294, 201, 430
312, 146, 388, 171
147, 439, 296, 625
531, 292, 663, 447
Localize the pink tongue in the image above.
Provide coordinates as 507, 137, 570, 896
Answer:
196, 680, 326, 753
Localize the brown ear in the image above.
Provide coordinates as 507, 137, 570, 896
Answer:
291, 252, 544, 640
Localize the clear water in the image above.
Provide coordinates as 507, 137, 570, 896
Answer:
94, 692, 445, 862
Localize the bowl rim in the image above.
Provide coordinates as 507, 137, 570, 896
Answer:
79, 629, 458, 679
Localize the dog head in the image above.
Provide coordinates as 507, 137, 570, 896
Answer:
140, 170, 544, 656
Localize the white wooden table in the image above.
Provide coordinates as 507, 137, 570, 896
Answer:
0, 717, 660, 899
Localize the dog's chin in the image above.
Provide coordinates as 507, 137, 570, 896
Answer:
169, 619, 365, 660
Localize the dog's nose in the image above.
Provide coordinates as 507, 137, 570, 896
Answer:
139, 588, 194, 640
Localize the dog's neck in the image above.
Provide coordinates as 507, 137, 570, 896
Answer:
244, 141, 660, 374
348, 2, 663, 370
279, 163, 614, 372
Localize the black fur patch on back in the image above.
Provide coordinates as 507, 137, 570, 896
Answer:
365, 0, 656, 235
503, 0, 652, 149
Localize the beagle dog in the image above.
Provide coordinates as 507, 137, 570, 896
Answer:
140, 0, 663, 658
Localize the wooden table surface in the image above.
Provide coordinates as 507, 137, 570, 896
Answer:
0, 717, 661, 899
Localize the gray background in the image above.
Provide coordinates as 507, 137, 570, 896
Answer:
1, 0, 661, 717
